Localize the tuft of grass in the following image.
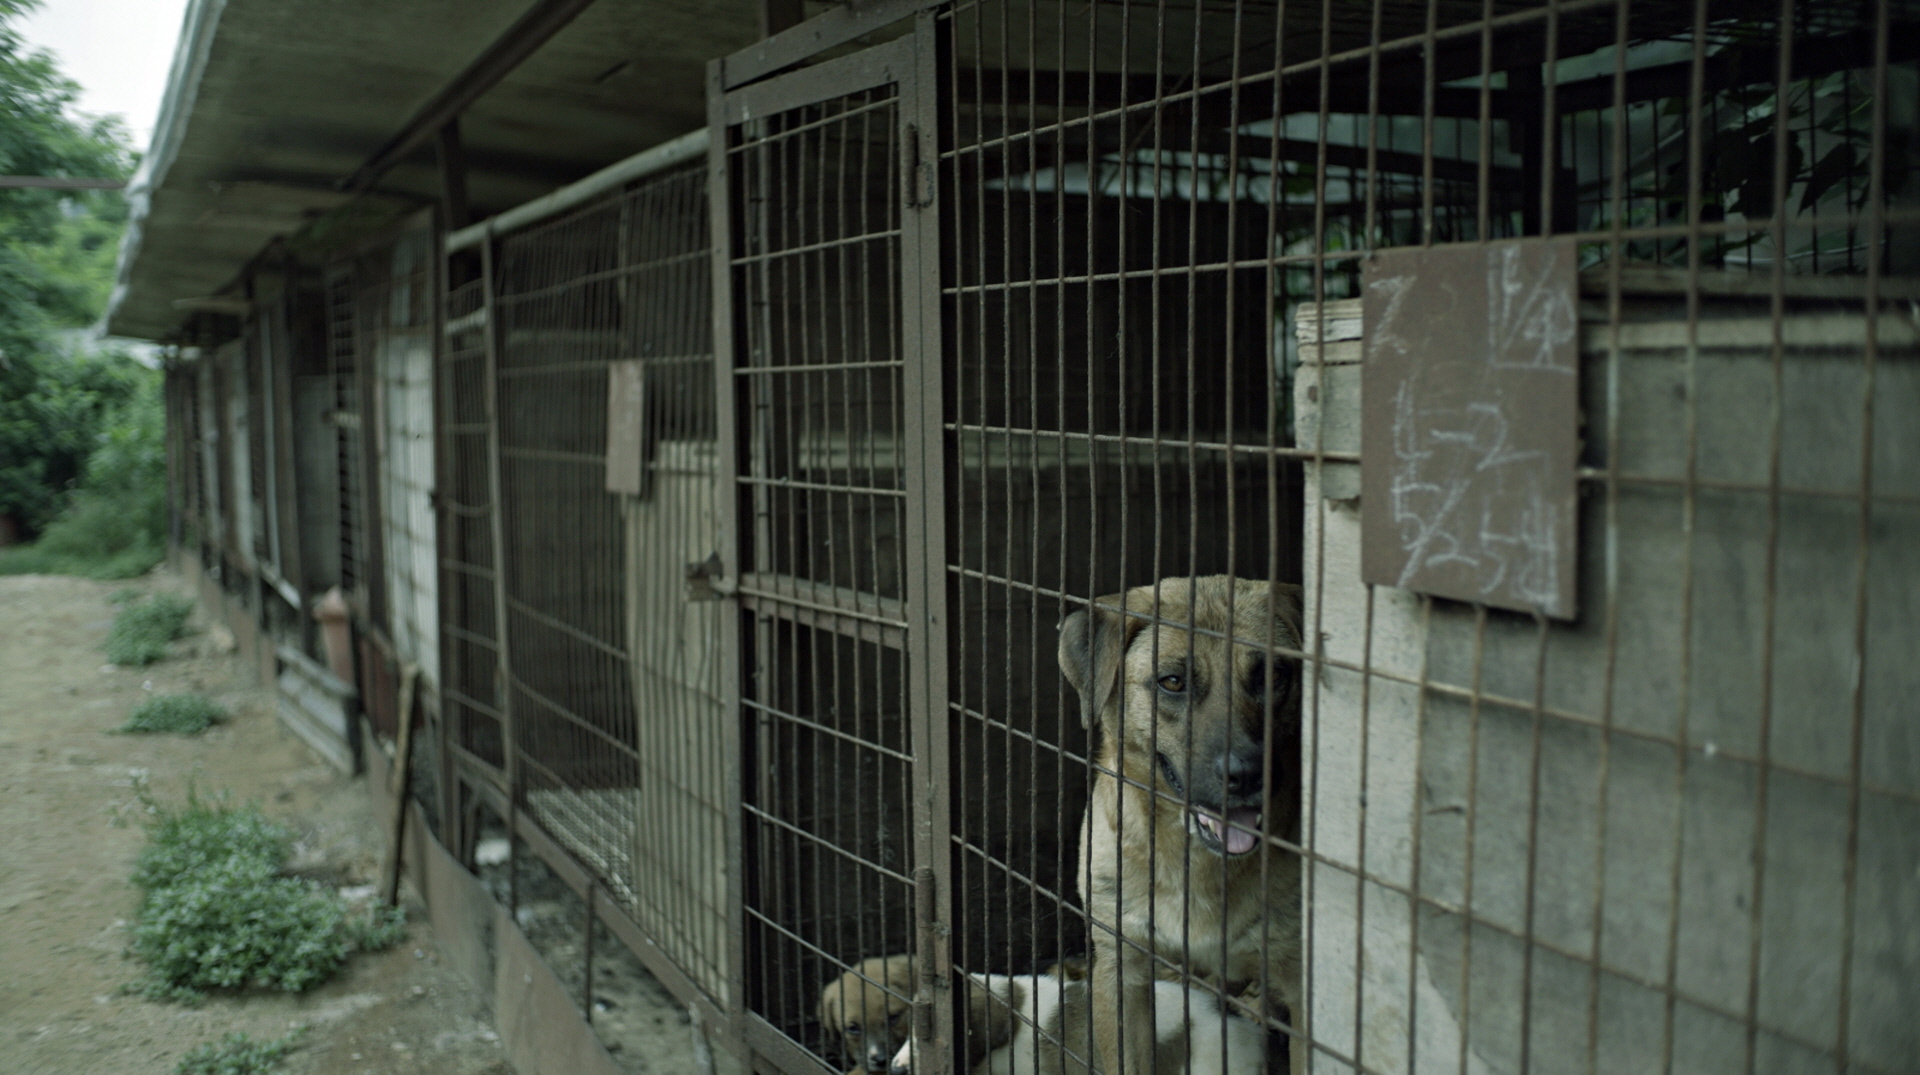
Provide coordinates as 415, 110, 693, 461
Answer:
345, 903, 409, 951
121, 693, 225, 735
174, 1028, 307, 1075
104, 593, 194, 666
128, 787, 407, 1003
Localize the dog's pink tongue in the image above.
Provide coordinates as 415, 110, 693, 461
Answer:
1197, 808, 1263, 854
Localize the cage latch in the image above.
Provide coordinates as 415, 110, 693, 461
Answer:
685, 553, 729, 600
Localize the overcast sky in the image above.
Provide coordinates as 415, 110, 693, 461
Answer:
18, 0, 193, 154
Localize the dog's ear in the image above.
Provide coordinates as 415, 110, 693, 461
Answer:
818, 977, 842, 1028
1058, 592, 1143, 730
1266, 582, 1304, 649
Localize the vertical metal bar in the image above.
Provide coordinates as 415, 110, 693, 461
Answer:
1738, 5, 1797, 1069
996, 0, 1017, 993
1475, 0, 1495, 241
1657, 1, 1712, 1068
1832, 3, 1890, 1067
706, 58, 749, 1048
1537, 0, 1563, 237
1518, 613, 1553, 1074
479, 226, 521, 915
1583, 4, 1634, 1069
1303, 0, 1339, 1063
583, 880, 598, 1025
964, 2, 988, 1009
259, 307, 283, 583
902, 15, 953, 1074
1455, 605, 1489, 1075
433, 210, 458, 851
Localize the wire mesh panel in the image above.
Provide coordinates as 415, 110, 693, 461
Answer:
374, 230, 441, 692
440, 260, 506, 780
938, 15, 1307, 1063
1272, 5, 1919, 1075
325, 222, 440, 735
923, 3, 1915, 1075
482, 164, 732, 1007
714, 30, 947, 1069
324, 262, 371, 612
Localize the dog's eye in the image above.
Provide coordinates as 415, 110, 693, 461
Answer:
847, 1023, 862, 1039
1157, 673, 1185, 693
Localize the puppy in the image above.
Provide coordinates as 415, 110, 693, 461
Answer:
1060, 576, 1305, 1074
890, 973, 1264, 1075
820, 954, 916, 1073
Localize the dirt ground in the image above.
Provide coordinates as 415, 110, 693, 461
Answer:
0, 570, 693, 1075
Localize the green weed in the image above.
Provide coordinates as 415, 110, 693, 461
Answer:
174, 1028, 307, 1075
104, 592, 194, 665
128, 788, 406, 1003
121, 693, 225, 735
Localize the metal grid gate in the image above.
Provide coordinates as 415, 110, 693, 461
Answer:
437, 161, 734, 1016
707, 3, 1917, 1074
711, 28, 950, 1066
323, 220, 440, 737
143, 3, 1914, 1072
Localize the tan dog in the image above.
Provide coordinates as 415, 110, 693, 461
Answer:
820, 954, 916, 1073
890, 972, 1264, 1075
1059, 577, 1305, 1074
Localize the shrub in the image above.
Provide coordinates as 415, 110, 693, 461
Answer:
131, 789, 289, 892
104, 593, 193, 665
174, 1028, 306, 1075
120, 693, 225, 735
129, 789, 408, 1003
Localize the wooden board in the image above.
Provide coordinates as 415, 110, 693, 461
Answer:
1360, 239, 1580, 619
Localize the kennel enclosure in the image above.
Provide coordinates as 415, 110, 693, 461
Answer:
140, 1, 1918, 1073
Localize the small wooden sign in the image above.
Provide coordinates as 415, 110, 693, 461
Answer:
1360, 239, 1580, 619
606, 359, 651, 497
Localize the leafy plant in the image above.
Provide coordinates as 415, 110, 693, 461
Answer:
103, 592, 193, 665
120, 693, 225, 735
174, 1028, 307, 1075
128, 788, 408, 1003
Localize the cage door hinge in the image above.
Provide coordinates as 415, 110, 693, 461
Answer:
911, 865, 949, 1067
904, 123, 935, 209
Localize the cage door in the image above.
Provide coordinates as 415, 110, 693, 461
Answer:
711, 24, 949, 1074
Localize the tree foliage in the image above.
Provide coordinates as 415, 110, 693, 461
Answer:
0, 0, 145, 544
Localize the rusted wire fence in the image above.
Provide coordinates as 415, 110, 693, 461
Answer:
148, 2, 1912, 1073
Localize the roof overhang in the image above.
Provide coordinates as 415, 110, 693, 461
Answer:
108, 0, 759, 341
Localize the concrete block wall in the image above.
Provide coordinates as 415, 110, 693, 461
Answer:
1295, 293, 1920, 1074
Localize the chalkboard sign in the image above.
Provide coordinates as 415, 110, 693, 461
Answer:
1359, 239, 1579, 619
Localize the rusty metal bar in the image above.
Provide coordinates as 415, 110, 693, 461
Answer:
341, 0, 603, 193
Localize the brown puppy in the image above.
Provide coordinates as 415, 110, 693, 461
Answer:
820, 954, 917, 1073
1060, 577, 1305, 1075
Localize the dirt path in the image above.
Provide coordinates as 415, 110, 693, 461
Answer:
0, 571, 509, 1074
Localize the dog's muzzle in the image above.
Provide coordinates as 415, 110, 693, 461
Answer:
1158, 752, 1264, 856
1191, 804, 1263, 855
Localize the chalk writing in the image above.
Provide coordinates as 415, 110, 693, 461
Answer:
1360, 240, 1579, 618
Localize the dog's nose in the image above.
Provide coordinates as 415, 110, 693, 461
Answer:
1218, 751, 1263, 798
